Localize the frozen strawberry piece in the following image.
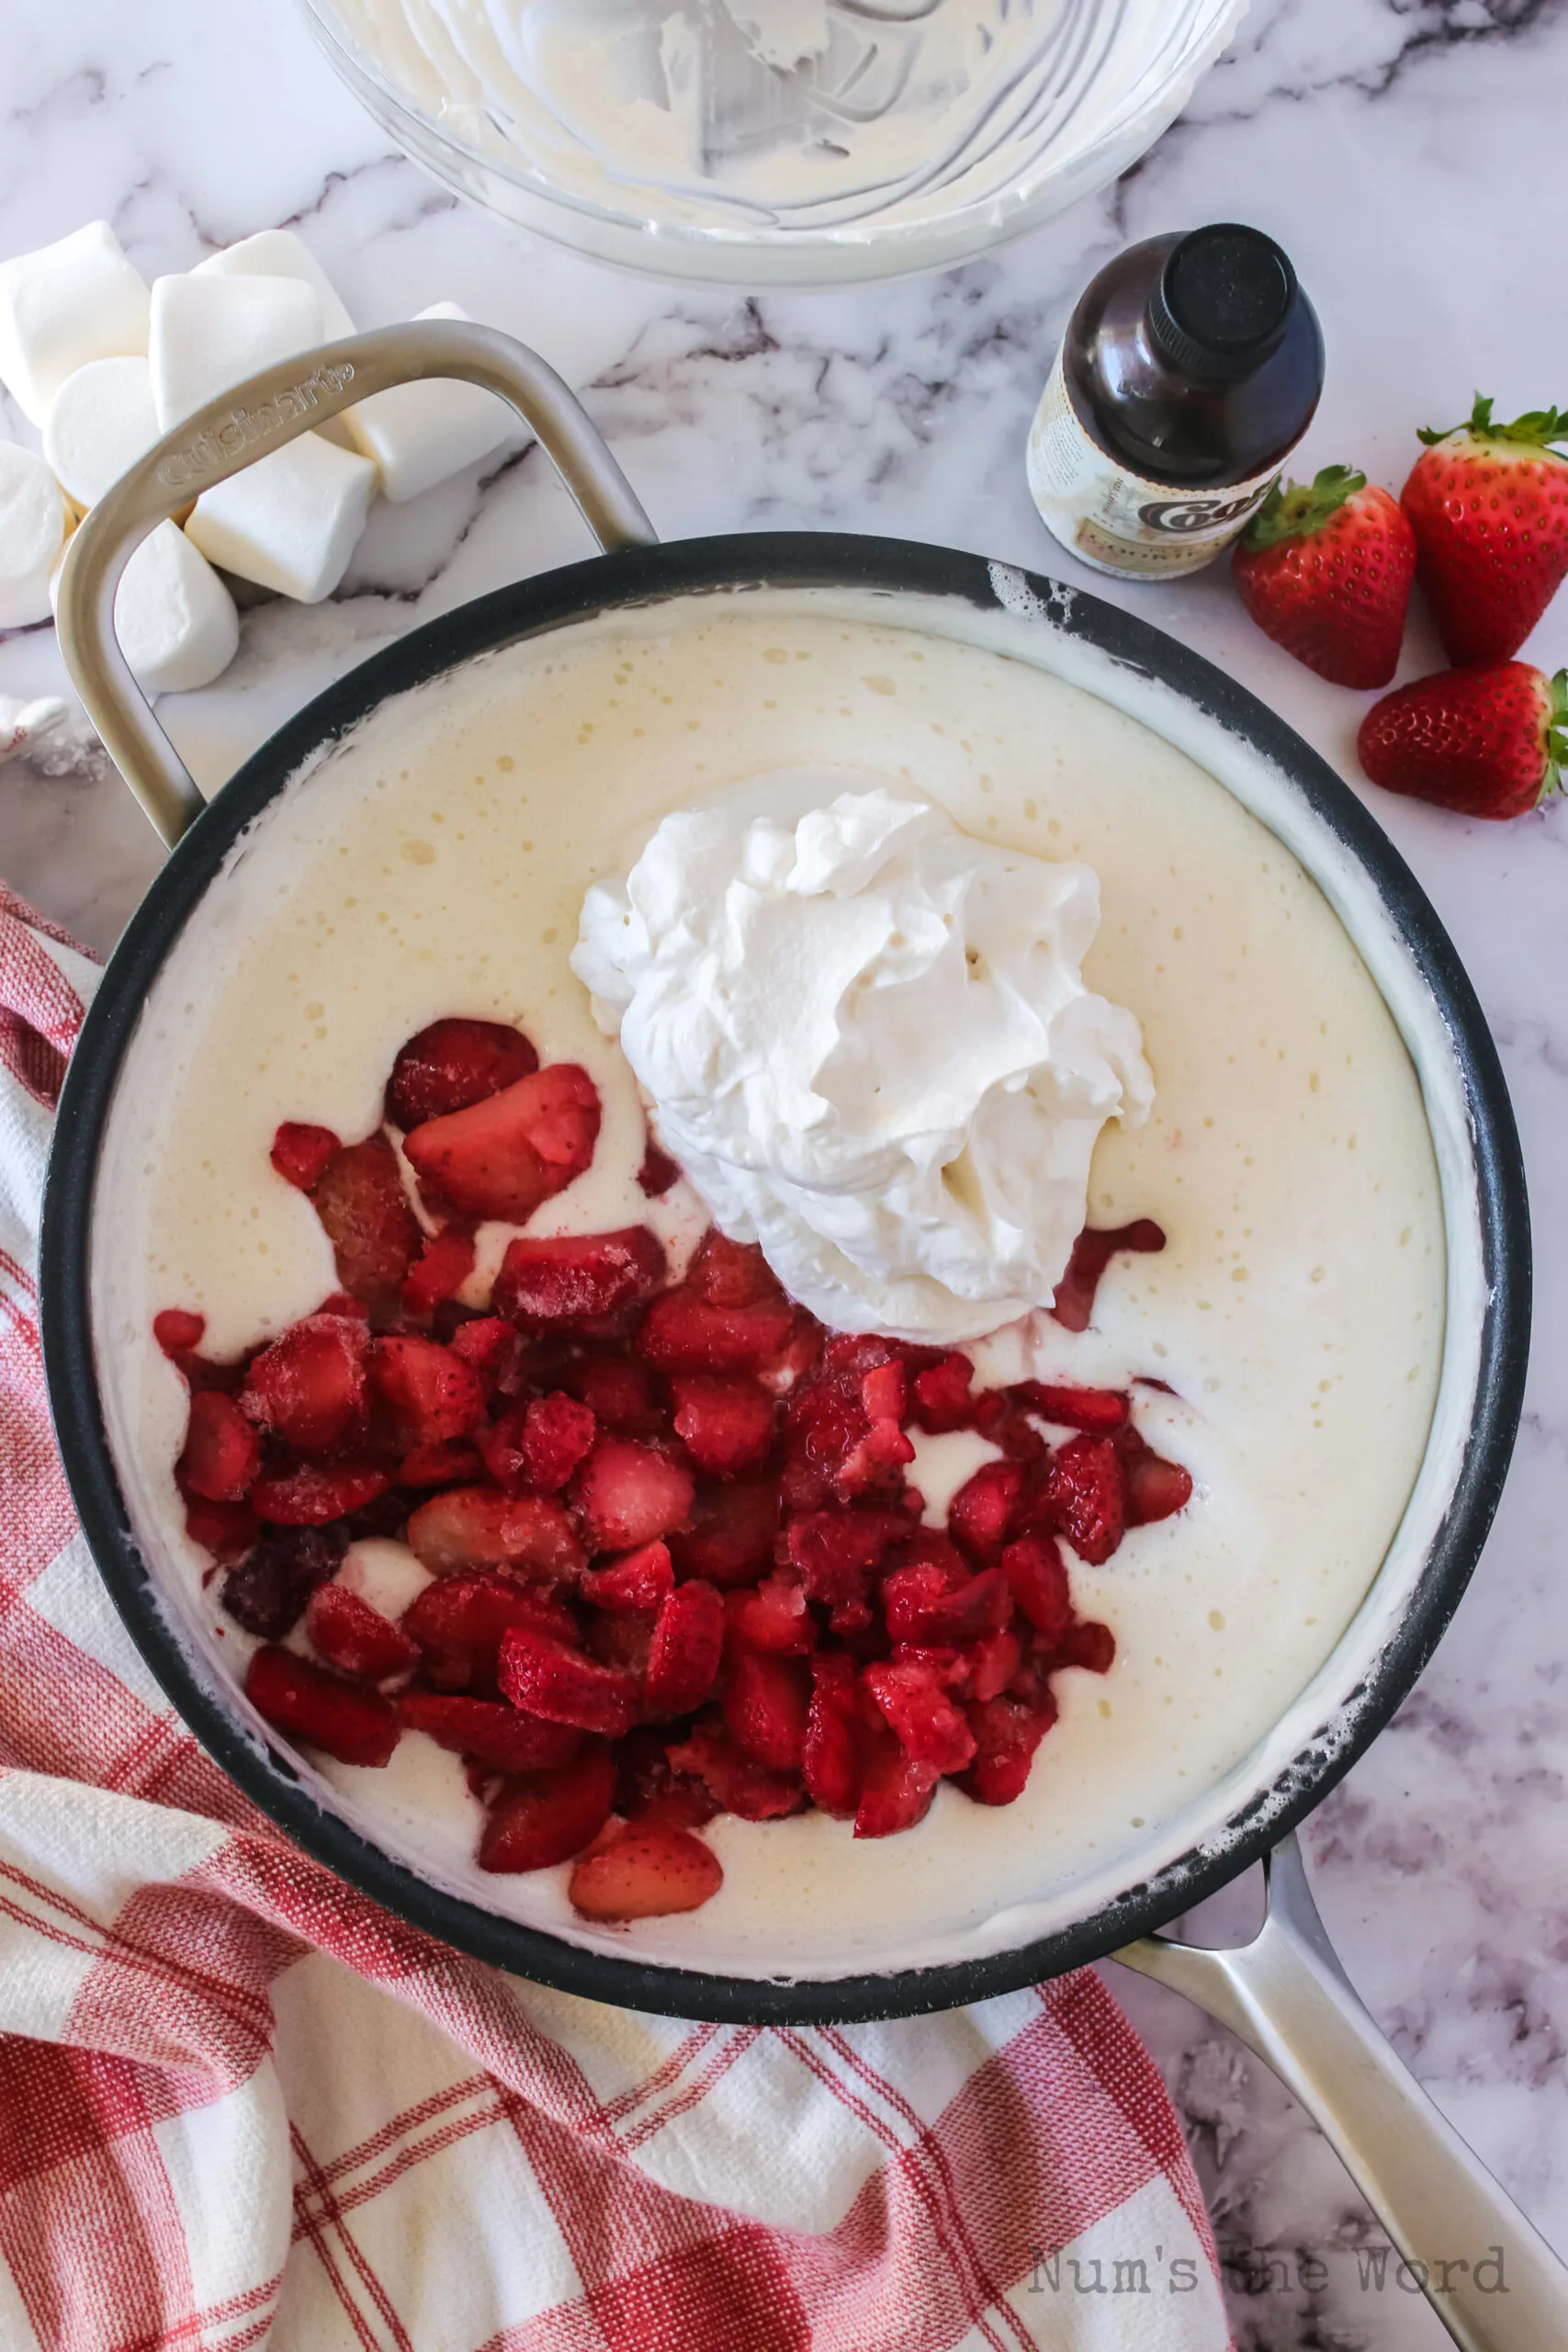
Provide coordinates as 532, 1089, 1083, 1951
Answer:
239, 1314, 369, 1453
1048, 1619, 1117, 1675
669, 1481, 780, 1588
860, 1362, 906, 1424
401, 1572, 577, 1688
177, 1390, 261, 1503
402, 1064, 600, 1225
725, 1576, 814, 1657
573, 1436, 694, 1554
479, 1741, 615, 1873
247, 1645, 399, 1769
398, 1441, 484, 1488
637, 1135, 682, 1198
369, 1336, 484, 1448
555, 1350, 662, 1435
637, 1290, 795, 1374
271, 1122, 342, 1193
1052, 1218, 1167, 1335
853, 1731, 940, 1839
803, 1652, 862, 1818
910, 1352, 976, 1433
154, 1307, 206, 1358
581, 1540, 673, 1615
494, 1227, 667, 1325
219, 1522, 343, 1635
570, 1819, 723, 1921
1011, 1380, 1129, 1435
305, 1580, 420, 1680
948, 1459, 1027, 1565
837, 1415, 917, 1497
405, 1485, 583, 1580
645, 1577, 726, 1716
882, 1558, 1011, 1648
401, 1227, 478, 1321
187, 1495, 260, 1563
1001, 1534, 1072, 1642
785, 1510, 908, 1606
472, 1403, 531, 1495
614, 1729, 722, 1830
1044, 1436, 1127, 1566
251, 1462, 393, 1526
586, 1609, 655, 1677
397, 1690, 581, 1773
671, 1374, 776, 1480
956, 1693, 1057, 1806
863, 1657, 976, 1775
310, 1133, 423, 1314
498, 1624, 641, 1738
687, 1229, 782, 1306
386, 1018, 539, 1130
447, 1317, 516, 1390
761, 1317, 825, 1398
722, 1648, 810, 1772
968, 1624, 1022, 1703
1116, 1423, 1195, 1525
512, 1391, 596, 1494
664, 1721, 805, 1822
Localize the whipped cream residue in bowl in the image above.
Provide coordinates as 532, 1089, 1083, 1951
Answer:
573, 779, 1152, 1340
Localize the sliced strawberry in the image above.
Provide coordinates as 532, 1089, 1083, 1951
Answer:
725, 1576, 814, 1656
478, 1741, 615, 1873
1117, 1424, 1195, 1525
271, 1121, 342, 1192
948, 1460, 1027, 1564
398, 1440, 483, 1487
687, 1229, 781, 1306
723, 1649, 809, 1772
956, 1693, 1056, 1806
863, 1657, 976, 1774
405, 1485, 583, 1579
803, 1652, 862, 1818
239, 1314, 368, 1453
785, 1509, 908, 1606
585, 1610, 655, 1678
1044, 1436, 1127, 1566
1049, 1620, 1117, 1675
554, 1350, 662, 1434
1001, 1533, 1072, 1641
186, 1495, 260, 1563
397, 1689, 581, 1772
637, 1134, 682, 1198
498, 1624, 641, 1738
853, 1731, 940, 1838
402, 1064, 600, 1224
1011, 1381, 1129, 1435
310, 1133, 423, 1314
493, 1227, 667, 1325
447, 1317, 515, 1390
472, 1402, 532, 1495
386, 1017, 538, 1130
251, 1462, 392, 1526
882, 1557, 1011, 1647
614, 1729, 722, 1829
154, 1306, 206, 1358
401, 1572, 577, 1688
305, 1580, 420, 1679
860, 1362, 906, 1424
369, 1336, 484, 1448
220, 1523, 344, 1636
581, 1540, 673, 1615
570, 1820, 723, 1921
1052, 1219, 1167, 1335
246, 1645, 399, 1768
664, 1721, 805, 1822
838, 1416, 917, 1497
968, 1624, 1022, 1703
574, 1436, 694, 1554
401, 1227, 478, 1321
517, 1391, 598, 1492
177, 1390, 261, 1502
910, 1352, 976, 1433
671, 1374, 776, 1480
670, 1481, 780, 1588
645, 1577, 726, 1716
637, 1290, 795, 1374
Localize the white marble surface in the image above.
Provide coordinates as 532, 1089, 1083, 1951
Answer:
3, 4, 1566, 2344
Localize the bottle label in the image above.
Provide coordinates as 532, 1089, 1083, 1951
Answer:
1026, 347, 1280, 580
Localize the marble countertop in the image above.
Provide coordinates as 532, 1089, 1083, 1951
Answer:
4, 4, 1565, 2344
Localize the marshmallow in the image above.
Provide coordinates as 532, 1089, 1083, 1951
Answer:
193, 228, 355, 341
186, 430, 376, 603
114, 523, 240, 695
0, 221, 151, 426
149, 272, 321, 430
42, 355, 161, 507
344, 301, 513, 502
0, 442, 67, 627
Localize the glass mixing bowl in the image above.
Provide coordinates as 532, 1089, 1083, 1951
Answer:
299, 0, 1249, 288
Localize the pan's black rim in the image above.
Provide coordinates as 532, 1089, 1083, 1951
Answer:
40, 534, 1530, 2025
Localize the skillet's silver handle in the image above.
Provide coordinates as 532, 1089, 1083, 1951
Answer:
55, 320, 657, 850
1115, 1833, 1568, 2350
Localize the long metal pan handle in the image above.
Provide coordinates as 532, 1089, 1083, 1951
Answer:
1116, 1832, 1568, 2349
55, 320, 658, 850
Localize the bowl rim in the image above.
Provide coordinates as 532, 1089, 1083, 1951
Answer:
40, 532, 1530, 2024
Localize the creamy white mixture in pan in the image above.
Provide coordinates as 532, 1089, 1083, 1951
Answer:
95, 599, 1446, 1975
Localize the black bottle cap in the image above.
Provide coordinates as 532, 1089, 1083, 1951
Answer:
1147, 224, 1297, 382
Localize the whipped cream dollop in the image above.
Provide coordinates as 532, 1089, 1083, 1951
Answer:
572, 784, 1153, 1341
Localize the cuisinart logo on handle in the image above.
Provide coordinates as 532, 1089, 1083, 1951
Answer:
156, 361, 357, 490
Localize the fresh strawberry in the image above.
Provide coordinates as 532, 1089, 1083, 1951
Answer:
478, 1742, 615, 1873
955, 1693, 1056, 1807
176, 1390, 260, 1502
250, 1462, 393, 1527
863, 1657, 976, 1774
405, 1485, 583, 1579
498, 1624, 641, 1738
220, 1524, 344, 1637
1232, 467, 1416, 688
1043, 1435, 1127, 1566
637, 1289, 795, 1374
1358, 661, 1566, 820
725, 1576, 814, 1657
246, 1645, 400, 1768
670, 1481, 780, 1587
397, 1440, 484, 1488
573, 1436, 694, 1553
396, 1690, 581, 1773
1051, 1219, 1166, 1334
402, 1064, 600, 1224
239, 1314, 368, 1453
948, 1460, 1027, 1565
664, 1721, 805, 1821
853, 1730, 940, 1839
385, 1017, 538, 1129
270, 1121, 342, 1192
722, 1649, 809, 1771
400, 1572, 577, 1687
1001, 1534, 1072, 1642
671, 1374, 776, 1480
153, 1306, 206, 1358
802, 1652, 862, 1818
909, 1352, 975, 1433
368, 1336, 483, 1448
309, 1133, 423, 1314
569, 1819, 723, 1920
581, 1540, 674, 1615
1011, 1382, 1128, 1436
493, 1227, 666, 1324
637, 1134, 681, 1198
1402, 396, 1568, 663
400, 1227, 477, 1321
646, 1578, 726, 1715
305, 1580, 420, 1680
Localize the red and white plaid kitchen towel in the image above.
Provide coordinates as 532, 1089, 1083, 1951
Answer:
0, 881, 1231, 2352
